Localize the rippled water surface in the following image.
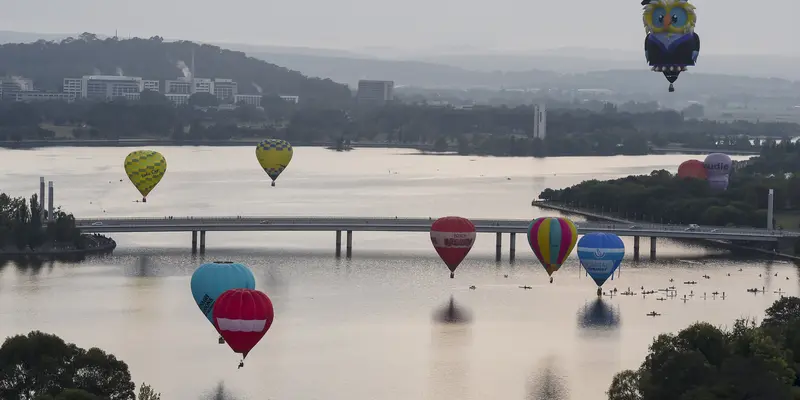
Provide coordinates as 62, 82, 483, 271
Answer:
0, 147, 792, 400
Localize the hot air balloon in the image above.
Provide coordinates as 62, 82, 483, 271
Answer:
124, 150, 167, 202
213, 288, 274, 368
527, 217, 578, 283
255, 139, 293, 187
577, 233, 625, 294
641, 0, 700, 92
430, 216, 476, 278
703, 153, 732, 191
191, 261, 256, 325
677, 159, 707, 180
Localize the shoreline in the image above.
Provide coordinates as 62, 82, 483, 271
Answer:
531, 200, 800, 261
0, 234, 116, 260
0, 139, 763, 156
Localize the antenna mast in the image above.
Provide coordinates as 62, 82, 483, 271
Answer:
190, 47, 196, 94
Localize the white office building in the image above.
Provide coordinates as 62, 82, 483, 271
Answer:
213, 79, 238, 101
279, 95, 299, 104
1, 76, 35, 99
356, 80, 394, 105
234, 94, 262, 106
142, 80, 159, 92
63, 76, 160, 99
165, 77, 214, 95
532, 104, 546, 140
12, 92, 76, 103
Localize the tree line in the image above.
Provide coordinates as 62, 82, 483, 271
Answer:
0, 192, 84, 251
538, 141, 800, 229
608, 296, 800, 399
2, 98, 798, 157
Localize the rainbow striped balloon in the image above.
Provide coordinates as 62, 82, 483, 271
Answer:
527, 217, 578, 276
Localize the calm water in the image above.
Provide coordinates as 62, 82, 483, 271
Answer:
0, 147, 794, 400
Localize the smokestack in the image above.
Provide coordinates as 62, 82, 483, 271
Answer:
767, 189, 774, 229
190, 47, 196, 94
39, 177, 45, 219
47, 181, 54, 221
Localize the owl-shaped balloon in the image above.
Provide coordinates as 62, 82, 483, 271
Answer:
641, 0, 700, 92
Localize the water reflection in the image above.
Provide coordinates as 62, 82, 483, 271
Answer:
432, 296, 472, 325
201, 381, 239, 400
527, 356, 569, 400
428, 301, 472, 400
577, 299, 621, 335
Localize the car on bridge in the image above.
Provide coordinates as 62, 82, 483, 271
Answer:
91, 222, 103, 226
685, 224, 700, 231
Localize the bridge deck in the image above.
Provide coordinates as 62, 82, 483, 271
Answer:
73, 217, 797, 241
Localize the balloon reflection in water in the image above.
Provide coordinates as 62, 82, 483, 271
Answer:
432, 296, 472, 325
527, 356, 569, 400
577, 299, 621, 333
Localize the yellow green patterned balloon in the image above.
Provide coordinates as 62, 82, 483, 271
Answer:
255, 139, 293, 187
124, 150, 167, 202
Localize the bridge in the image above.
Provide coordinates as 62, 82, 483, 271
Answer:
74, 216, 798, 261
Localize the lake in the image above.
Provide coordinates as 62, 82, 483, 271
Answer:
0, 146, 793, 400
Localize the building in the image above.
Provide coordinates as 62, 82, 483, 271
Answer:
142, 80, 160, 92
1, 76, 35, 99
63, 76, 159, 99
164, 77, 214, 95
279, 95, 299, 104
532, 104, 547, 140
356, 80, 394, 105
11, 92, 76, 103
234, 94, 262, 107
213, 79, 238, 101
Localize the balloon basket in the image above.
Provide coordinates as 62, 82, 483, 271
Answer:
218, 336, 225, 345
142, 197, 147, 203
668, 84, 675, 92
450, 272, 454, 279
271, 181, 275, 187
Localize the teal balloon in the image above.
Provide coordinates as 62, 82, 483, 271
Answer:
190, 261, 256, 324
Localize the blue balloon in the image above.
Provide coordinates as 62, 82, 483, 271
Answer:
577, 233, 625, 287
190, 261, 256, 324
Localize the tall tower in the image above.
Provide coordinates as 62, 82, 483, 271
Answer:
533, 104, 547, 140
190, 47, 196, 94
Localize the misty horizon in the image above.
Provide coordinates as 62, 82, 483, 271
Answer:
1, 0, 797, 57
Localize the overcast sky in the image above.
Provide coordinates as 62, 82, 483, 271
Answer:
1, 0, 797, 55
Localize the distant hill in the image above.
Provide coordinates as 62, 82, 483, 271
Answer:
251, 51, 800, 97
0, 33, 352, 105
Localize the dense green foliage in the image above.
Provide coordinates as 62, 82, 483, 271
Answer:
607, 297, 800, 399
539, 142, 800, 228
0, 34, 351, 105
0, 331, 137, 399
2, 98, 796, 157
0, 192, 83, 251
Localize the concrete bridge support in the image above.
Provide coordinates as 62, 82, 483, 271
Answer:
199, 231, 206, 253
335, 230, 342, 257
495, 232, 502, 262
509, 232, 516, 263
633, 236, 640, 261
650, 237, 657, 260
191, 231, 198, 253
346, 230, 353, 258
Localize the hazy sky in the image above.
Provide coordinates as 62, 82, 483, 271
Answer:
2, 0, 797, 55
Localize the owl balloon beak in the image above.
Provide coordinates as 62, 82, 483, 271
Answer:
663, 14, 671, 27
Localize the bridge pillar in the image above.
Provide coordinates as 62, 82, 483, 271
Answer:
495, 232, 502, 262
191, 231, 198, 253
650, 237, 657, 260
335, 230, 342, 258
509, 232, 516, 263
199, 231, 206, 253
346, 230, 353, 258
633, 236, 640, 261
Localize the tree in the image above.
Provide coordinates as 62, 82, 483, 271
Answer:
189, 92, 219, 107
607, 300, 800, 400
137, 383, 160, 400
607, 370, 642, 400
0, 331, 136, 400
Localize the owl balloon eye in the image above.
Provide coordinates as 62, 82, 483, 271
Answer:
670, 7, 689, 27
651, 7, 667, 28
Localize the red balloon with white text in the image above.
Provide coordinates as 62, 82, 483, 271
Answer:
213, 288, 274, 365
430, 216, 476, 278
